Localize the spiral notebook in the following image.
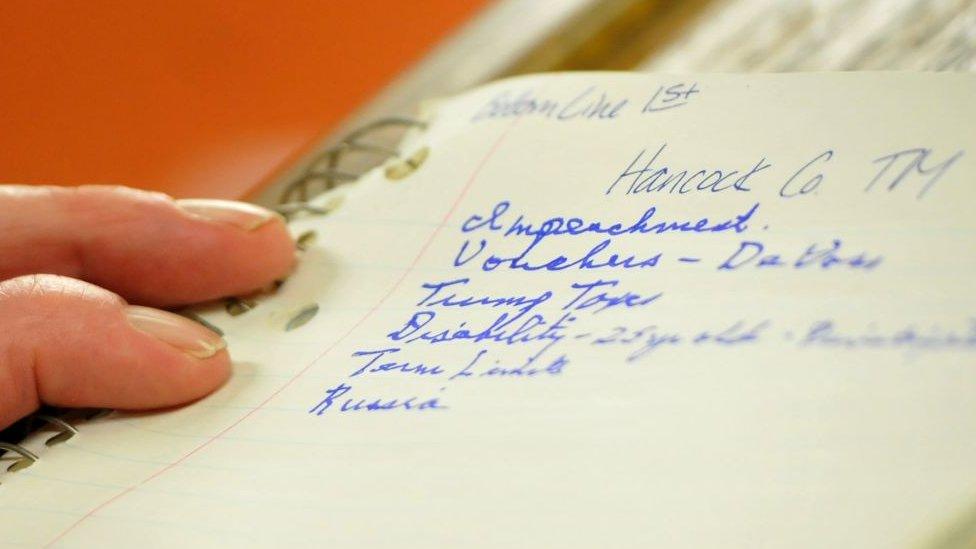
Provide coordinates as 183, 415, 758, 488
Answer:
2, 72, 976, 548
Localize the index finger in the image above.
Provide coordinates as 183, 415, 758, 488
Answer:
0, 185, 295, 306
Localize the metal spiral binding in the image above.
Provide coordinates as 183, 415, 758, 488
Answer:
0, 443, 39, 474
235, 116, 430, 320
278, 116, 428, 208
0, 408, 101, 481
0, 117, 430, 482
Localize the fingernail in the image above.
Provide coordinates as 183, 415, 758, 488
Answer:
176, 199, 279, 231
126, 306, 227, 359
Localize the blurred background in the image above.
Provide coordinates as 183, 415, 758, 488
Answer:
1, 0, 973, 204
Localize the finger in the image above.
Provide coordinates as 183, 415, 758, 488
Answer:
0, 185, 295, 307
0, 274, 230, 431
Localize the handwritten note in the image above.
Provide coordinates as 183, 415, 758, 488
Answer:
3, 73, 975, 548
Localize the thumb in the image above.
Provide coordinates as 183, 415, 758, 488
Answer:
0, 274, 230, 430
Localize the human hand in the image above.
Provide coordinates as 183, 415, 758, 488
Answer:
0, 185, 295, 430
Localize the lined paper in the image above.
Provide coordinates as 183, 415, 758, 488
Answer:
2, 72, 975, 548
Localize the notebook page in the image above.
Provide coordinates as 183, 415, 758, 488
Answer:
2, 72, 975, 548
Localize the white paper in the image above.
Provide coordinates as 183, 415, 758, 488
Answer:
2, 72, 975, 548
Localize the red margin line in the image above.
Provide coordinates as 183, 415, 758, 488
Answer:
46, 120, 518, 547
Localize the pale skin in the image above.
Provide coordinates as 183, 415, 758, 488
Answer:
0, 185, 297, 431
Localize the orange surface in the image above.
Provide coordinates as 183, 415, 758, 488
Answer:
0, 1, 489, 199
